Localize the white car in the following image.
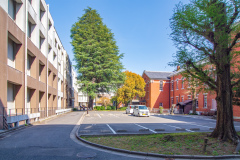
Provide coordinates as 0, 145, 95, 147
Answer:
133, 105, 150, 117
126, 105, 134, 114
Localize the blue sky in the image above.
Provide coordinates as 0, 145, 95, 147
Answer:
46, 0, 190, 75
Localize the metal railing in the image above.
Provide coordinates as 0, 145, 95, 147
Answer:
7, 108, 42, 117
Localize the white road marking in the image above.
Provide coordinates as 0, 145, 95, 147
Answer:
97, 114, 101, 118
106, 124, 116, 134
163, 124, 194, 132
134, 124, 157, 133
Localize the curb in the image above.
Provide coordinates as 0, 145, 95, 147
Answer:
75, 115, 240, 159
0, 124, 33, 136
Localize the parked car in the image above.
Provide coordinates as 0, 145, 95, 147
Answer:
133, 105, 150, 117
126, 105, 135, 114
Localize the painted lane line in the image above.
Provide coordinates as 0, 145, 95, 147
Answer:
97, 114, 101, 118
106, 124, 116, 134
134, 123, 157, 133
163, 124, 194, 133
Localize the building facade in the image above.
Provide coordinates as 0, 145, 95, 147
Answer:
0, 0, 78, 129
141, 70, 240, 120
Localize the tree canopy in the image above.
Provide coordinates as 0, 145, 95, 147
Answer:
70, 7, 125, 107
169, 0, 240, 142
115, 71, 146, 106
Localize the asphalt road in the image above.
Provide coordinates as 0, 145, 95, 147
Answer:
0, 111, 162, 160
79, 111, 240, 136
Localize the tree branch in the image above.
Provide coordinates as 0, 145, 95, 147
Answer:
227, 0, 240, 33
186, 60, 217, 90
228, 32, 240, 52
232, 79, 240, 87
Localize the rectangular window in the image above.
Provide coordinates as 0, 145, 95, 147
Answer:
196, 98, 198, 108
176, 97, 178, 104
204, 95, 207, 108
27, 54, 31, 76
176, 79, 178, 90
8, 0, 16, 20
8, 38, 16, 68
159, 103, 163, 107
7, 82, 15, 115
181, 96, 184, 102
160, 81, 163, 91
171, 81, 174, 90
53, 52, 56, 61
188, 95, 191, 100
181, 78, 184, 89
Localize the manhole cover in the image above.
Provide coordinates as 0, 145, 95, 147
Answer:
76, 152, 97, 158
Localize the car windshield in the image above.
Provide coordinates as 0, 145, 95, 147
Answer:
139, 106, 148, 110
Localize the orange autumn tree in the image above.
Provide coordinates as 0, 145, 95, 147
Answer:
115, 71, 146, 106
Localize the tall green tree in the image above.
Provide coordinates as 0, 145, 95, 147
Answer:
71, 7, 125, 109
169, 0, 240, 142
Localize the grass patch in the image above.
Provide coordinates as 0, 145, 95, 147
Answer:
82, 132, 238, 156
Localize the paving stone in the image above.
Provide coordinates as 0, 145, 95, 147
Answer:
190, 128, 200, 131
176, 128, 186, 131
154, 129, 165, 131
139, 129, 149, 132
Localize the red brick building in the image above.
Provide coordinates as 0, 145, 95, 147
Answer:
140, 70, 240, 120
140, 71, 172, 112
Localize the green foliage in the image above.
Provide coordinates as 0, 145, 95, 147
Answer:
119, 107, 127, 111
106, 106, 111, 110
73, 108, 78, 111
71, 7, 125, 100
111, 106, 116, 110
101, 106, 105, 110
159, 106, 163, 114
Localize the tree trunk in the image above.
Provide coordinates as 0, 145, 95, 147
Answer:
88, 96, 94, 110
192, 99, 196, 115
210, 67, 238, 142
209, 1, 239, 142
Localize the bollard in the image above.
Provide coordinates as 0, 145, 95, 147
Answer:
203, 137, 208, 152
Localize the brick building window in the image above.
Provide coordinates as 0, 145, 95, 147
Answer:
181, 96, 184, 102
171, 80, 174, 90
181, 78, 184, 89
204, 95, 207, 108
176, 79, 178, 90
176, 97, 178, 104
196, 95, 199, 108
159, 103, 163, 107
171, 97, 173, 105
160, 81, 163, 91
188, 95, 191, 100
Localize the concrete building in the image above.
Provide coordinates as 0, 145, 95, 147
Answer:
0, 0, 78, 130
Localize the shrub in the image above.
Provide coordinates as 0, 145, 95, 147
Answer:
73, 108, 78, 111
111, 106, 116, 110
107, 106, 111, 110
119, 107, 127, 111
101, 106, 105, 110
159, 106, 163, 114
95, 106, 101, 110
